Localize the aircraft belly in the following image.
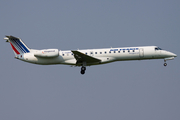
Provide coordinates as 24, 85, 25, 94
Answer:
116, 53, 140, 61
63, 59, 76, 65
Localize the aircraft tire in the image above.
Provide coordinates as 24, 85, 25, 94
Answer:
81, 70, 85, 75
81, 66, 86, 71
164, 63, 167, 66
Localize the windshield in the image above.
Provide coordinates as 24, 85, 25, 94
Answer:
155, 47, 162, 51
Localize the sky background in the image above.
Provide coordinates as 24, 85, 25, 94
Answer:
0, 0, 180, 120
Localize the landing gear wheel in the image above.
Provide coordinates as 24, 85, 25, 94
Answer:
80, 66, 86, 75
81, 70, 85, 75
81, 66, 86, 71
164, 63, 167, 66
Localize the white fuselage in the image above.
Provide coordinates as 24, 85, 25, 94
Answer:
18, 46, 176, 66
5, 35, 177, 74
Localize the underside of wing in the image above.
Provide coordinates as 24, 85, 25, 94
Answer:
71, 50, 101, 65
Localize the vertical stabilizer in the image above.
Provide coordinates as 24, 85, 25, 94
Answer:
4, 36, 30, 56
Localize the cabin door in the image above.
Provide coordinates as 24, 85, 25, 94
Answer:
139, 48, 144, 58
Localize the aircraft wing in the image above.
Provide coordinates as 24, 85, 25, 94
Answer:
71, 50, 101, 64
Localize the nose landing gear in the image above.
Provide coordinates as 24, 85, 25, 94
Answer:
164, 59, 167, 66
163, 57, 176, 67
164, 63, 167, 66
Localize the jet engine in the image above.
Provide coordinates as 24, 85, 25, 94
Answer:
34, 49, 59, 58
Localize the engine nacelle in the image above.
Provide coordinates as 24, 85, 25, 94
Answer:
34, 49, 59, 58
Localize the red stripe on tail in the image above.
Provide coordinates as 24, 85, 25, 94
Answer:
10, 42, 20, 55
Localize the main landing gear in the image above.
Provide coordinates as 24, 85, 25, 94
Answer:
80, 62, 87, 75
81, 66, 86, 75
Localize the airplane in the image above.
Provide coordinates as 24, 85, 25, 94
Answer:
4, 35, 177, 75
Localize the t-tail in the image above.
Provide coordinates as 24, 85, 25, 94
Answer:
4, 36, 31, 56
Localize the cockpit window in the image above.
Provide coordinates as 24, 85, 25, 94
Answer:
155, 47, 162, 51
158, 47, 162, 50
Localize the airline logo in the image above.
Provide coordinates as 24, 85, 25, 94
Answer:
110, 48, 139, 51
9, 38, 30, 54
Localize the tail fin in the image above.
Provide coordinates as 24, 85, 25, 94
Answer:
4, 36, 31, 56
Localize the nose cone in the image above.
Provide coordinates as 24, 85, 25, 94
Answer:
162, 50, 177, 58
173, 53, 177, 57
168, 52, 177, 57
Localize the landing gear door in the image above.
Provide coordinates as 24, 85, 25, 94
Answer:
139, 48, 144, 58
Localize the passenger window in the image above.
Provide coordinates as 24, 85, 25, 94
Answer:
109, 51, 111, 53
118, 51, 120, 53
123, 51, 125, 53
133, 50, 135, 52
105, 51, 107, 54
85, 53, 87, 55
95, 52, 97, 54
62, 54, 64, 56
100, 52, 102, 54
114, 51, 116, 53
128, 50, 130, 52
